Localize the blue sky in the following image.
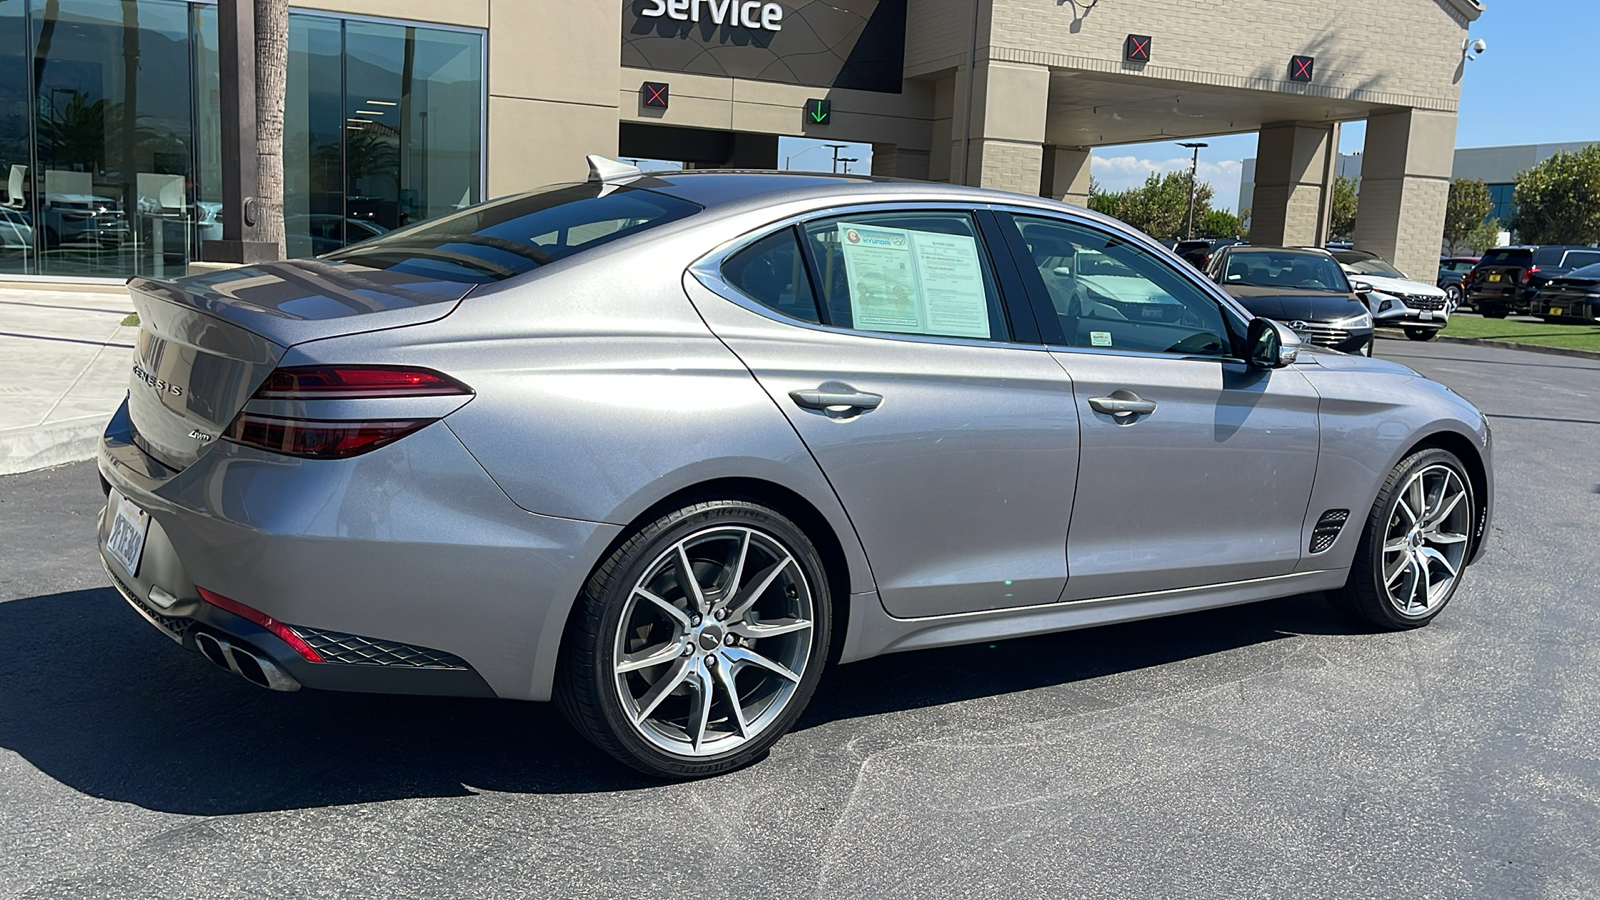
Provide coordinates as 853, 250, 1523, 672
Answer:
779, 0, 1600, 211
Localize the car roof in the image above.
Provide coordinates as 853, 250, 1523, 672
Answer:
1227, 245, 1336, 258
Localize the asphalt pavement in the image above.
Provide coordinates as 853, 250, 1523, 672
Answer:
1, 336, 1597, 899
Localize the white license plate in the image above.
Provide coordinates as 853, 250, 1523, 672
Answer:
1420, 310, 1433, 320
105, 495, 151, 577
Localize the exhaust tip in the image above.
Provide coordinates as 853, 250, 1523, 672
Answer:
195, 632, 232, 671
225, 644, 301, 692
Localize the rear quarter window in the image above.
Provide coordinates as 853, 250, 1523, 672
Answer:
1561, 250, 1600, 269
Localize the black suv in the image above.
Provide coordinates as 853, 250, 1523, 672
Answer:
1467, 246, 1600, 318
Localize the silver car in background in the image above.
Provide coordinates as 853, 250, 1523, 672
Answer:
98, 160, 1492, 778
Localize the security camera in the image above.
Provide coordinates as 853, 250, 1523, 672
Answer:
1473, 39, 1486, 54
1463, 37, 1487, 61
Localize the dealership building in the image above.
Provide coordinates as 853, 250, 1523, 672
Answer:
0, 0, 1482, 283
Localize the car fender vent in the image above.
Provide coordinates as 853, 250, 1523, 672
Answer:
1310, 509, 1350, 554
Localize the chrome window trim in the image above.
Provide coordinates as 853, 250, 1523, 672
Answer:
689, 201, 1053, 353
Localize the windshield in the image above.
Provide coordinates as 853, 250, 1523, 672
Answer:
1342, 257, 1405, 278
1220, 250, 1350, 291
328, 183, 701, 283
1479, 248, 1532, 266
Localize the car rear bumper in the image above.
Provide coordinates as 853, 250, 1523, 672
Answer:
96, 398, 623, 701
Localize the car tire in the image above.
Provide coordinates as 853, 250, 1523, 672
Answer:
1326, 448, 1475, 630
556, 499, 832, 779
1445, 285, 1463, 313
1404, 327, 1437, 342
1481, 308, 1508, 319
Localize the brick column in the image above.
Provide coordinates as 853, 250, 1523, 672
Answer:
1250, 122, 1336, 248
872, 143, 932, 180
1041, 146, 1091, 205
1354, 109, 1457, 280
956, 62, 1050, 195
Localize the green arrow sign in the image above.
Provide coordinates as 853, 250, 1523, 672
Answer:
807, 99, 831, 125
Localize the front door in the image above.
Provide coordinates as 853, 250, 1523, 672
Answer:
686, 209, 1079, 618
998, 211, 1320, 600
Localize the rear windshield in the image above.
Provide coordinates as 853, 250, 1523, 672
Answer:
1565, 262, 1600, 280
1479, 248, 1532, 266
1220, 250, 1350, 292
327, 183, 701, 283
1562, 250, 1600, 269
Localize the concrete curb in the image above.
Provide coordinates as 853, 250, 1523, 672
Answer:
0, 415, 106, 477
1417, 333, 1600, 362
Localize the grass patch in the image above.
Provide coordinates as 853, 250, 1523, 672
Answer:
1438, 314, 1600, 353
120, 313, 139, 327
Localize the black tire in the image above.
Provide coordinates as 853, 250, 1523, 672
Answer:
555, 499, 832, 779
1404, 327, 1437, 342
1327, 448, 1475, 630
1480, 307, 1508, 319
1445, 285, 1463, 313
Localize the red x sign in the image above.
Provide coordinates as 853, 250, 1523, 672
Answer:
1290, 55, 1315, 82
1124, 34, 1151, 62
642, 82, 670, 109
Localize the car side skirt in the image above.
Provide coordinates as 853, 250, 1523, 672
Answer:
840, 569, 1348, 662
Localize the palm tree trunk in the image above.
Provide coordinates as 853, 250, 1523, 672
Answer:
253, 0, 286, 258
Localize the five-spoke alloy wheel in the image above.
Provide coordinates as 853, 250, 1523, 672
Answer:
1329, 448, 1476, 629
557, 500, 831, 778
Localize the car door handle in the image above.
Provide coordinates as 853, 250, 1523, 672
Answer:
789, 387, 883, 411
1088, 393, 1157, 417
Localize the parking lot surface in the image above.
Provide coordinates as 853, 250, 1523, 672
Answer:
2, 337, 1597, 899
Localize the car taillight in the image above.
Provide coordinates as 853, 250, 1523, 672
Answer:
197, 587, 323, 662
1523, 265, 1538, 284
224, 365, 472, 459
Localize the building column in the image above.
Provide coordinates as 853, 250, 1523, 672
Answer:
1250, 122, 1336, 248
1041, 146, 1091, 205
1354, 109, 1457, 280
872, 143, 931, 180
952, 61, 1050, 195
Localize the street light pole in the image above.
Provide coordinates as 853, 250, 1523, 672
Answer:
824, 144, 848, 173
1178, 141, 1208, 240
838, 157, 859, 174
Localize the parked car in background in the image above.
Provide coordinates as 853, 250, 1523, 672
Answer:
96, 163, 1491, 778
1467, 246, 1600, 318
1323, 248, 1449, 341
1531, 262, 1600, 323
1437, 256, 1478, 311
1173, 237, 1243, 270
0, 207, 32, 255
1206, 245, 1375, 355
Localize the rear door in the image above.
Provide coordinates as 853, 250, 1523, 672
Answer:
1471, 249, 1533, 303
686, 207, 1079, 618
997, 210, 1321, 599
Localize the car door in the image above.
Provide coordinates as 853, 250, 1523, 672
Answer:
996, 210, 1321, 601
685, 207, 1079, 618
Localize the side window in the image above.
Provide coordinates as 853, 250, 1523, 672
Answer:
801, 211, 1010, 341
720, 227, 820, 324
1005, 213, 1232, 357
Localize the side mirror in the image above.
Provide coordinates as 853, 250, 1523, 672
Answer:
1351, 280, 1374, 294
1247, 318, 1302, 368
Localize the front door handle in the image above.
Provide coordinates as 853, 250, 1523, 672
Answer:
1088, 391, 1157, 419
789, 387, 883, 412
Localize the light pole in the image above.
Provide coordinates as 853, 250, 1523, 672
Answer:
823, 143, 848, 173
1178, 141, 1208, 240
837, 157, 859, 174
782, 145, 825, 170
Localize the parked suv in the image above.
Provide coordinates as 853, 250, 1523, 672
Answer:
1437, 257, 1478, 311
1467, 246, 1600, 318
1323, 249, 1449, 341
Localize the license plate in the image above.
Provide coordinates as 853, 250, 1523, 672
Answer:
1488, 274, 1501, 282
105, 495, 151, 577
1551, 307, 1562, 315
1420, 311, 1433, 320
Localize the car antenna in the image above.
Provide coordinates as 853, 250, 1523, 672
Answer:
586, 155, 643, 184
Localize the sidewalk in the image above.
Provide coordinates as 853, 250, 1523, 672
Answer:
0, 283, 136, 476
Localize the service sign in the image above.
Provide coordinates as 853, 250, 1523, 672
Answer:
622, 0, 906, 93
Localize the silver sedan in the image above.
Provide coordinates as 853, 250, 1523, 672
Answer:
97, 161, 1492, 778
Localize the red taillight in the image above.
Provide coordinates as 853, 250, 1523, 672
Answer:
1523, 265, 1538, 284
224, 365, 471, 459
253, 365, 471, 399
196, 587, 323, 662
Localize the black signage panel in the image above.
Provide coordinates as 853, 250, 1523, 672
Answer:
641, 81, 671, 108
806, 98, 831, 125
622, 0, 907, 94
1124, 34, 1151, 63
1289, 55, 1315, 82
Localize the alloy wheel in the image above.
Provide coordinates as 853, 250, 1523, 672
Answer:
1380, 464, 1471, 618
611, 526, 815, 758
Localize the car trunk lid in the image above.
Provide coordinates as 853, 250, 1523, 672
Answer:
125, 259, 475, 471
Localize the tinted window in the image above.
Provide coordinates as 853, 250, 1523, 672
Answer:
1342, 256, 1405, 278
1533, 247, 1569, 266
1220, 250, 1350, 292
801, 211, 1010, 341
329, 183, 700, 283
1479, 248, 1531, 266
721, 228, 820, 323
1561, 250, 1600, 269
1007, 214, 1231, 357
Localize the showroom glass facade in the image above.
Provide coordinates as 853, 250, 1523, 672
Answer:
0, 0, 482, 279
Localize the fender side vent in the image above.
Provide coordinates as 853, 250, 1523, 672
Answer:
1310, 509, 1350, 554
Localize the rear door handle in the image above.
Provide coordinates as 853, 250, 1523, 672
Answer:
789, 387, 883, 411
1088, 392, 1157, 418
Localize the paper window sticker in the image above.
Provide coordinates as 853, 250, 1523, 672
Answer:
1090, 331, 1113, 347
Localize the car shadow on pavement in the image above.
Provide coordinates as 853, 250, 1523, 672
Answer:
0, 586, 1360, 815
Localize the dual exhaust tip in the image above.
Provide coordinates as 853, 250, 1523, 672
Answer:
195, 632, 301, 692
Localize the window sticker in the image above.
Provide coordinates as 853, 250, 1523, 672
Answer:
1089, 331, 1113, 347
835, 223, 991, 339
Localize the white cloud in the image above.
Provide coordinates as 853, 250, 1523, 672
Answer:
1091, 155, 1245, 212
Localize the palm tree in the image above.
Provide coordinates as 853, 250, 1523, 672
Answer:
254, 0, 287, 257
